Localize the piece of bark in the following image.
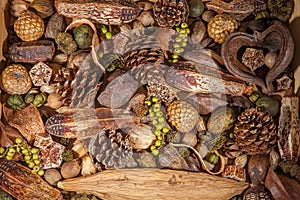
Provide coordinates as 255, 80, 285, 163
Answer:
3, 104, 45, 143
278, 174, 300, 200
58, 168, 248, 200
265, 167, 293, 200
0, 0, 8, 61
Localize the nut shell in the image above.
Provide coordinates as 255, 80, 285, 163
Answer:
1, 64, 32, 95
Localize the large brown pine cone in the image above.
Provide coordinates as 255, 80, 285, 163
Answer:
233, 108, 277, 155
84, 130, 133, 169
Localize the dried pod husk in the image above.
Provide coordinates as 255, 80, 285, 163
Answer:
234, 154, 248, 169
128, 124, 156, 150
81, 155, 97, 176
53, 53, 68, 64
61, 160, 81, 179
207, 106, 237, 134
10, 0, 30, 18
30, 0, 54, 18
248, 154, 269, 185
222, 165, 246, 182
188, 0, 205, 18
45, 13, 66, 39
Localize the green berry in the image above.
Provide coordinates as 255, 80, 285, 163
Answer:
153, 103, 160, 109
8, 147, 16, 154
182, 42, 187, 47
32, 153, 39, 160
172, 59, 178, 63
150, 145, 156, 151
175, 37, 182, 43
156, 111, 163, 117
152, 120, 158, 126
174, 48, 181, 54
6, 155, 12, 160
153, 107, 160, 113
229, 132, 234, 139
15, 138, 22, 144
185, 28, 191, 35
181, 22, 188, 29
144, 100, 152, 107
101, 26, 107, 34
28, 161, 35, 168
156, 123, 163, 130
206, 153, 219, 165
38, 170, 45, 176
31, 148, 38, 154
0, 147, 5, 154
149, 111, 155, 118
152, 97, 159, 103
105, 32, 112, 39
157, 116, 164, 123
98, 51, 104, 59
34, 159, 40, 165
7, 151, 15, 157
162, 127, 169, 134
155, 140, 161, 147
176, 27, 181, 32
154, 130, 161, 136
173, 43, 180, 49
179, 48, 185, 53
152, 149, 159, 156
179, 29, 186, 34
33, 165, 40, 172
172, 53, 179, 59
21, 149, 29, 155
24, 155, 31, 161
183, 36, 188, 42
157, 135, 162, 140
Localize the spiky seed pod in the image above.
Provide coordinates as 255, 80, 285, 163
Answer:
153, 0, 189, 27
1, 64, 32, 94
55, 32, 77, 55
166, 100, 199, 133
14, 10, 45, 41
84, 130, 133, 169
233, 108, 277, 155
207, 14, 238, 44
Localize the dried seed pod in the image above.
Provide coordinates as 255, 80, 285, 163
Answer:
44, 169, 62, 186
73, 25, 94, 49
242, 48, 265, 71
234, 154, 248, 169
248, 154, 269, 185
207, 106, 237, 134
268, 0, 294, 22
55, 32, 78, 55
222, 165, 246, 182
128, 124, 156, 150
269, 148, 280, 170
46, 93, 63, 109
207, 14, 238, 44
10, 0, 30, 17
45, 13, 66, 39
29, 62, 52, 87
137, 11, 155, 26
14, 10, 45, 41
264, 52, 278, 68
52, 53, 68, 64
1, 64, 32, 95
29, 0, 54, 18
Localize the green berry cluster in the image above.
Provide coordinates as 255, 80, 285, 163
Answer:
7, 93, 47, 110
0, 138, 44, 176
170, 22, 190, 63
144, 96, 170, 156
99, 25, 113, 39
205, 152, 219, 165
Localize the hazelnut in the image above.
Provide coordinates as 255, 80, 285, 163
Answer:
264, 52, 278, 68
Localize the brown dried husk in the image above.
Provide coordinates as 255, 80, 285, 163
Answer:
58, 168, 248, 200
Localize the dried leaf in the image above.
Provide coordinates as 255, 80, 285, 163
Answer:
265, 167, 293, 200
0, 122, 22, 147
3, 104, 45, 144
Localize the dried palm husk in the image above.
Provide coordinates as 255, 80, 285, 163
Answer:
58, 168, 248, 200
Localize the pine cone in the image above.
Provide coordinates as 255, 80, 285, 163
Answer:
233, 108, 277, 155
84, 130, 133, 169
153, 0, 189, 27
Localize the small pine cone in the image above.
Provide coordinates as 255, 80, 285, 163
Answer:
147, 83, 175, 104
166, 100, 199, 133
207, 14, 238, 44
153, 0, 189, 27
85, 130, 133, 169
234, 108, 277, 155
